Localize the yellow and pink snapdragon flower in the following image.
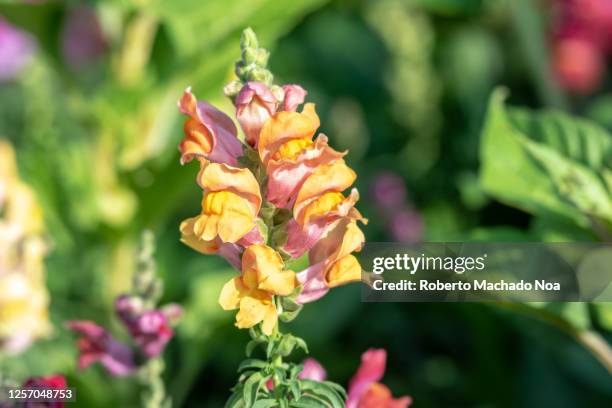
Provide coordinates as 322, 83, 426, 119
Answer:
176, 28, 411, 407
177, 38, 367, 334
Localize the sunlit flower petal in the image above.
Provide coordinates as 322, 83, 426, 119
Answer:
178, 87, 243, 165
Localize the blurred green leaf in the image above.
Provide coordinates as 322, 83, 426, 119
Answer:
480, 88, 612, 232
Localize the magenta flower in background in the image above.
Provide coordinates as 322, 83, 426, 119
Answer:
22, 375, 67, 408
370, 172, 406, 210
0, 17, 36, 82
390, 209, 423, 244
115, 295, 182, 358
60, 6, 107, 68
299, 358, 327, 382
66, 320, 135, 376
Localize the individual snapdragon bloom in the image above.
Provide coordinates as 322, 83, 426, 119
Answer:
115, 295, 182, 358
258, 103, 346, 209
178, 88, 243, 166
297, 219, 365, 303
235, 81, 277, 146
219, 244, 297, 335
180, 162, 263, 257
0, 17, 36, 82
66, 321, 136, 376
347, 349, 412, 408
285, 159, 365, 259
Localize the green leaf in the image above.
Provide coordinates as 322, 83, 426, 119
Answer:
243, 372, 265, 408
289, 395, 330, 408
246, 339, 261, 357
252, 399, 279, 408
238, 359, 268, 373
480, 88, 612, 230
300, 380, 345, 408
225, 389, 245, 408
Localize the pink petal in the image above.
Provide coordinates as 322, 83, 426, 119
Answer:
281, 84, 307, 112
296, 262, 329, 304
236, 82, 277, 146
178, 87, 243, 165
299, 358, 327, 382
346, 349, 387, 408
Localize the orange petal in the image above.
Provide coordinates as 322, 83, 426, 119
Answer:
294, 160, 356, 224
197, 162, 261, 216
258, 103, 320, 164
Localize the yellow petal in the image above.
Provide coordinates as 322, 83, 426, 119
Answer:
197, 191, 256, 243
179, 217, 220, 254
261, 304, 278, 336
197, 162, 261, 215
326, 255, 361, 287
259, 103, 320, 164
242, 245, 296, 296
235, 295, 269, 329
218, 277, 244, 310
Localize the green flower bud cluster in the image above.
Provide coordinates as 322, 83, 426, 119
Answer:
225, 28, 275, 99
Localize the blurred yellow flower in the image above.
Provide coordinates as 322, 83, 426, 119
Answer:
219, 244, 296, 335
0, 140, 51, 354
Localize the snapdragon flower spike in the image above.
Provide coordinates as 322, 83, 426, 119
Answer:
347, 349, 412, 408
258, 103, 346, 209
178, 87, 243, 166
66, 321, 136, 376
180, 162, 263, 255
297, 219, 365, 303
219, 244, 297, 335
236, 81, 277, 146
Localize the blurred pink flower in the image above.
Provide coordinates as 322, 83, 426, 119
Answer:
115, 296, 181, 358
553, 37, 604, 94
390, 209, 423, 244
281, 84, 307, 112
299, 358, 327, 382
0, 17, 36, 82
347, 349, 412, 408
66, 320, 135, 376
370, 172, 407, 210
236, 81, 277, 146
60, 6, 107, 68
22, 375, 67, 408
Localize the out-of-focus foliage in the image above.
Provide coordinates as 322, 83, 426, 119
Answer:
0, 0, 611, 407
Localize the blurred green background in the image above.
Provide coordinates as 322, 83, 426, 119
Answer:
0, 0, 611, 406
